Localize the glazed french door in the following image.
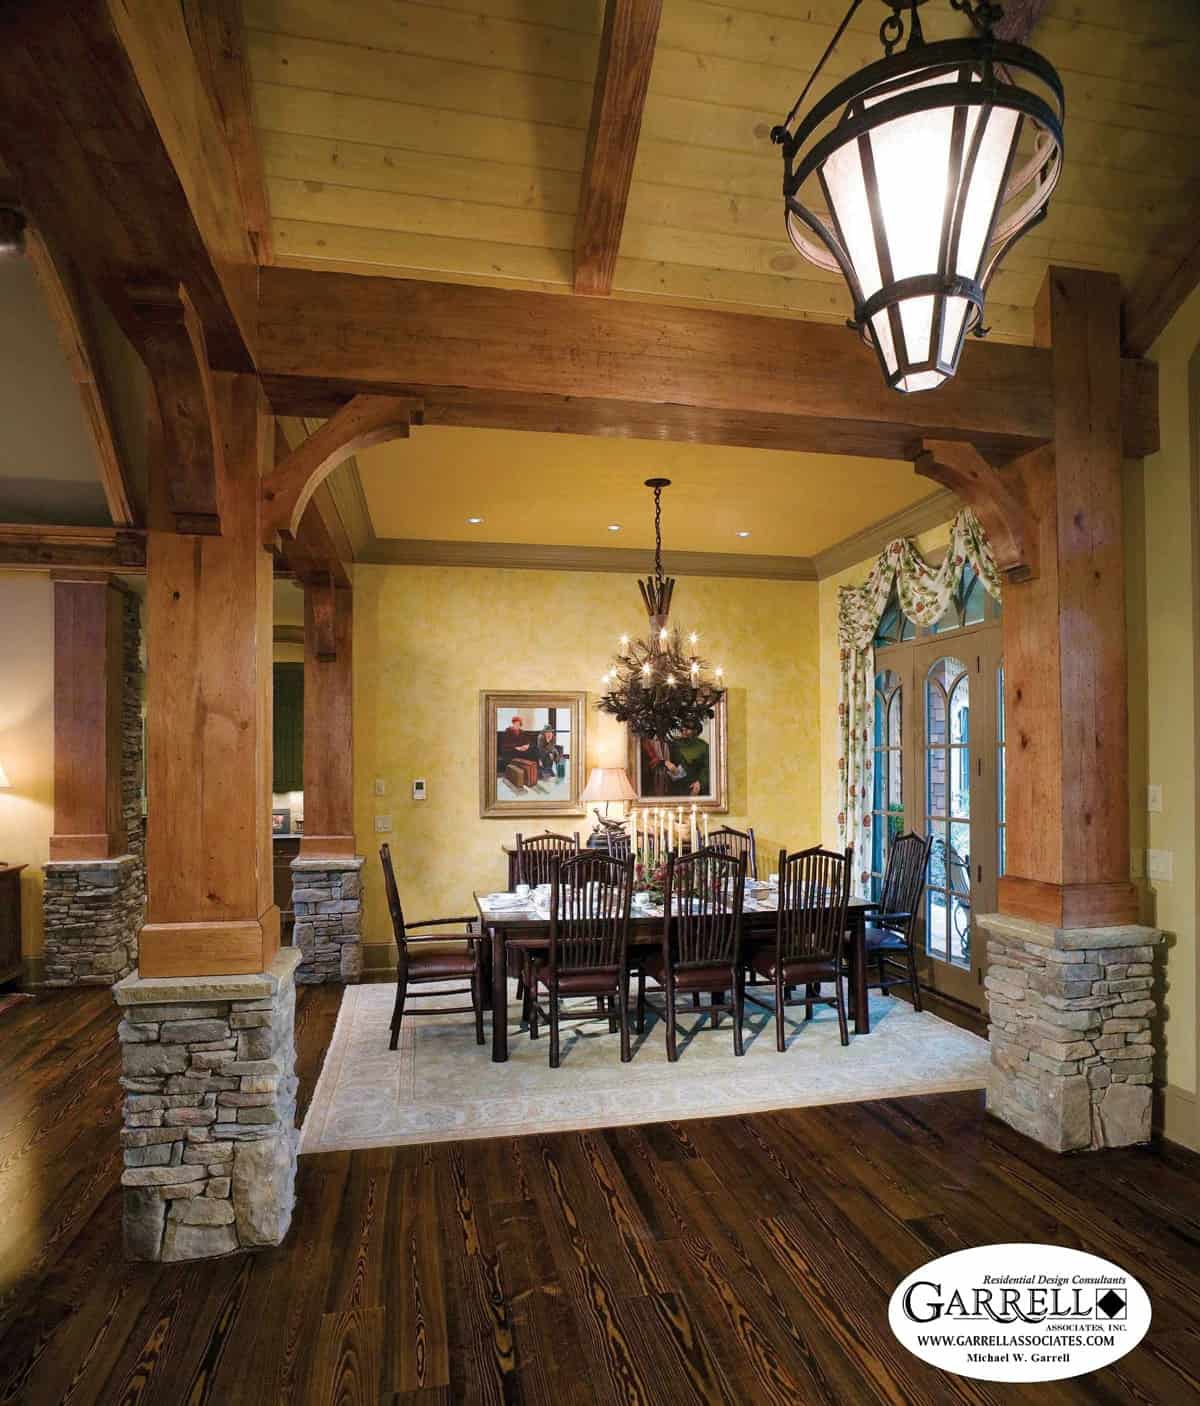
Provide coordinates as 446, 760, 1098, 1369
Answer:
911, 631, 1002, 1006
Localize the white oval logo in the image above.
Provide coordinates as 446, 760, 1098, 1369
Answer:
889, 1244, 1150, 1383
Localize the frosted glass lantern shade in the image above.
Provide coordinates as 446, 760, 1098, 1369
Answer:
777, 35, 1063, 393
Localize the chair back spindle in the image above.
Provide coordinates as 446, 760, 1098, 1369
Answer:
775, 846, 852, 966
709, 825, 757, 879
515, 830, 580, 887
548, 852, 633, 975
663, 848, 745, 973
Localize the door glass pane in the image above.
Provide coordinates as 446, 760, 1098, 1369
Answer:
925, 656, 970, 970
963, 567, 986, 625
872, 669, 903, 900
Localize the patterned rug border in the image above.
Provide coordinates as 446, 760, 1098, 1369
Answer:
300, 983, 989, 1154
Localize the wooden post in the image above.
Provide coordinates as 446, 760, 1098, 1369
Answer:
138, 373, 279, 976
997, 267, 1137, 928
49, 573, 125, 860
299, 583, 354, 857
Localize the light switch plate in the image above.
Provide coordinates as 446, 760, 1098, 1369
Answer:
412, 779, 427, 801
374, 778, 387, 797
1147, 784, 1163, 813
1146, 847, 1173, 882
374, 815, 392, 833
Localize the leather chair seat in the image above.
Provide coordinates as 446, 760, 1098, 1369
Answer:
750, 950, 838, 984
407, 941, 477, 979
864, 922, 909, 952
536, 967, 620, 993
642, 954, 736, 990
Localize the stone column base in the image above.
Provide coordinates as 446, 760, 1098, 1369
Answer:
112, 948, 301, 1261
978, 913, 1164, 1152
42, 855, 144, 986
291, 856, 364, 984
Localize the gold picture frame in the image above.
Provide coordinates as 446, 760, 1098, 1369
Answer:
480, 691, 588, 818
626, 698, 728, 813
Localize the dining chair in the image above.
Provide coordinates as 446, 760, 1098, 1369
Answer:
514, 830, 581, 886
859, 830, 932, 1010
379, 843, 484, 1050
709, 825, 758, 880
638, 848, 747, 1059
745, 845, 852, 1049
527, 851, 634, 1067
512, 831, 581, 1002
606, 830, 632, 861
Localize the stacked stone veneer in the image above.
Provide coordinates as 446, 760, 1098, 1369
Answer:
291, 856, 363, 983
980, 914, 1164, 1152
42, 590, 145, 986
113, 949, 300, 1261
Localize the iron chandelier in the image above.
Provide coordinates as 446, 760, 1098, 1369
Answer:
772, 0, 1064, 393
597, 479, 724, 741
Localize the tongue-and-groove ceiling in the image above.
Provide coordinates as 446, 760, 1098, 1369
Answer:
244, 0, 1200, 346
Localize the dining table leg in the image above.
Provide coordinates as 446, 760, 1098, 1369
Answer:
490, 925, 509, 1062
852, 909, 870, 1035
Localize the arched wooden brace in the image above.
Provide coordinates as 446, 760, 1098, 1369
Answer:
128, 281, 224, 535
260, 394, 421, 549
912, 438, 1040, 583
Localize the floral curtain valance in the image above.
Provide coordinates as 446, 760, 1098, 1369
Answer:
837, 508, 1001, 895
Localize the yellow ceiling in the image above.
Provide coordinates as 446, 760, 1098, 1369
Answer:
244, 0, 1199, 345
355, 426, 934, 556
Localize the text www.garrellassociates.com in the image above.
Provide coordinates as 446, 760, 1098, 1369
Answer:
916, 1335, 1118, 1349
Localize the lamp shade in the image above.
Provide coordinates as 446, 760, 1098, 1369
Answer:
580, 767, 638, 803
0, 760, 9, 788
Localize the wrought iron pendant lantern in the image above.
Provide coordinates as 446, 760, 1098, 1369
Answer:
772, 0, 1064, 393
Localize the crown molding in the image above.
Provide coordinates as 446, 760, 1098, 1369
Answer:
812, 490, 960, 580
357, 536, 817, 582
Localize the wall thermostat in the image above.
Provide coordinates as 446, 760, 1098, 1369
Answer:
412, 779, 427, 801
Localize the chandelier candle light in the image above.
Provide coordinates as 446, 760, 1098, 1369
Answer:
771, 0, 1063, 392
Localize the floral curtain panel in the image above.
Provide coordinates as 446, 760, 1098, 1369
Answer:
837, 509, 1001, 894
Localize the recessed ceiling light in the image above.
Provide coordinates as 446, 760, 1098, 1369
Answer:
736, 530, 752, 538
466, 516, 484, 525
607, 523, 622, 532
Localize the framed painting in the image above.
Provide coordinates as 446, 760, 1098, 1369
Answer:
480, 691, 587, 818
626, 698, 728, 813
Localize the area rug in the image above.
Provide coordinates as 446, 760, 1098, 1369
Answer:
299, 981, 990, 1154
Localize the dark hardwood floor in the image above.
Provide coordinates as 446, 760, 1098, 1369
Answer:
1, 984, 1198, 1404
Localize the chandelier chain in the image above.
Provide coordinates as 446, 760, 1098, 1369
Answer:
653, 482, 663, 584
772, 0, 864, 143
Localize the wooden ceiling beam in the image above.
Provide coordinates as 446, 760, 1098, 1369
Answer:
181, 0, 272, 267
0, 1, 254, 373
0, 523, 146, 572
24, 228, 138, 527
1122, 193, 1200, 358
574, 0, 662, 297
255, 268, 1158, 460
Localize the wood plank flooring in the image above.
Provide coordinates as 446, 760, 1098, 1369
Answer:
0, 984, 1198, 1404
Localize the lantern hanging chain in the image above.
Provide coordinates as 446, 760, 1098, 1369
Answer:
950, 0, 1003, 36
653, 481, 664, 586
772, 0, 864, 143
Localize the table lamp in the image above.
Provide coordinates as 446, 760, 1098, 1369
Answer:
580, 767, 637, 847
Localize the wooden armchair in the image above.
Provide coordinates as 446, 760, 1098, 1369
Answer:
709, 825, 758, 880
527, 851, 634, 1067
380, 844, 484, 1050
859, 831, 931, 1010
745, 846, 852, 1049
638, 848, 747, 1059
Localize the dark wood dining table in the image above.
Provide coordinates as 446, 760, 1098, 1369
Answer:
474, 888, 876, 1063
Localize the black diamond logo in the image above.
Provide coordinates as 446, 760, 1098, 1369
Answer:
1096, 1289, 1127, 1319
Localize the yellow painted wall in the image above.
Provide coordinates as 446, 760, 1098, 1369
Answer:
353, 564, 821, 959
0, 571, 53, 958
1129, 282, 1200, 1119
